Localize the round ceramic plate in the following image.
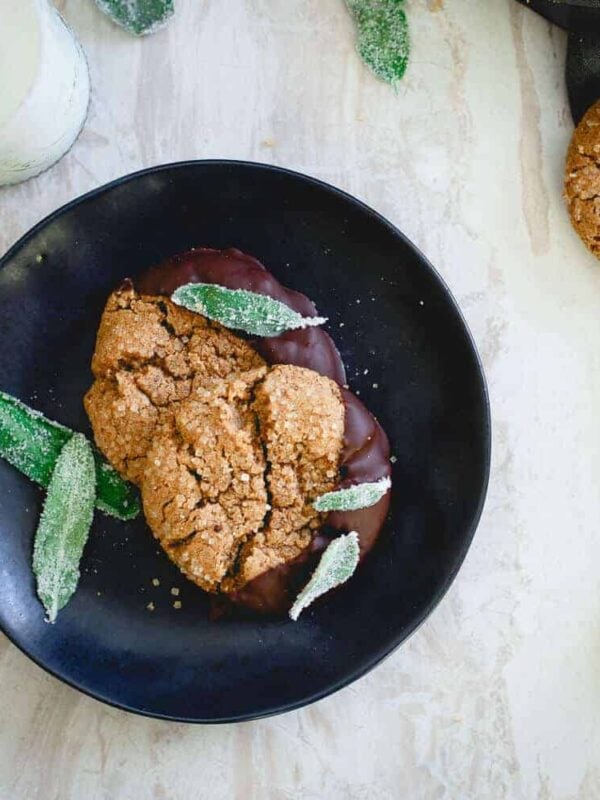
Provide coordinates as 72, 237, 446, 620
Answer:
0, 162, 490, 722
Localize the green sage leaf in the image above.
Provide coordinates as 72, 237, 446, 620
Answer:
32, 434, 96, 623
172, 283, 327, 337
346, 0, 410, 85
289, 532, 360, 621
313, 476, 391, 512
0, 390, 139, 521
94, 0, 174, 36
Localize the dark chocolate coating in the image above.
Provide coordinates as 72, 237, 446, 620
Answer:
135, 247, 391, 613
137, 247, 347, 386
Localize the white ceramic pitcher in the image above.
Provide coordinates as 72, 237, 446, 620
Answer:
0, 0, 90, 186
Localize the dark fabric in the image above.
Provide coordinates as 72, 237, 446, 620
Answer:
517, 0, 600, 33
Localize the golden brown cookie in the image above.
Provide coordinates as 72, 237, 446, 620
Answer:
565, 100, 600, 258
85, 288, 345, 595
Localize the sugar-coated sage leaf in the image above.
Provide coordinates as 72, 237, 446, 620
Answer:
313, 476, 391, 512
0, 390, 139, 520
346, 0, 410, 85
289, 532, 360, 621
32, 434, 96, 623
95, 0, 174, 36
172, 283, 327, 337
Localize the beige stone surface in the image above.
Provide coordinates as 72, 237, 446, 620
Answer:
1, 1, 599, 798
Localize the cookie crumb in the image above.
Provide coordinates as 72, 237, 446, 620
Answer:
171, 587, 180, 596
146, 602, 155, 611
173, 600, 182, 610
151, 578, 160, 587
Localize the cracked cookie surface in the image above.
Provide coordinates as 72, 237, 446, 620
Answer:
85, 286, 265, 483
565, 99, 600, 258
226, 366, 344, 591
85, 287, 344, 595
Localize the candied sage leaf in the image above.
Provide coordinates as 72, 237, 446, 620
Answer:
346, 0, 410, 85
94, 459, 139, 521
32, 434, 96, 623
94, 0, 174, 36
0, 390, 139, 520
289, 532, 360, 621
172, 283, 327, 337
313, 476, 391, 512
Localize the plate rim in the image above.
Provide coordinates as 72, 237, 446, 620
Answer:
0, 159, 491, 724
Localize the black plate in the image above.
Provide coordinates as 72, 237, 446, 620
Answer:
0, 162, 490, 722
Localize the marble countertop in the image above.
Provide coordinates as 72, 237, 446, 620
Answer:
1, 1, 599, 798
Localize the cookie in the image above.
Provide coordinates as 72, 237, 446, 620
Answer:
564, 99, 600, 257
85, 288, 345, 595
